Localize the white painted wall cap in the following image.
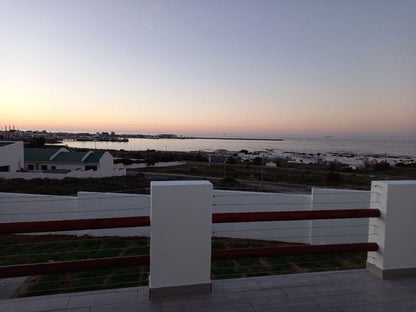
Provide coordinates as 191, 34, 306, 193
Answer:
373, 180, 416, 185
151, 180, 212, 187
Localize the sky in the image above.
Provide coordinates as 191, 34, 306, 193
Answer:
1, 0, 415, 137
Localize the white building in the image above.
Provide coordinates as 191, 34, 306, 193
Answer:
0, 141, 24, 172
24, 147, 115, 176
0, 141, 125, 179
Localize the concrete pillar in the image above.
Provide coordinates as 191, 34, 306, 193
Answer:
367, 180, 416, 278
149, 181, 213, 298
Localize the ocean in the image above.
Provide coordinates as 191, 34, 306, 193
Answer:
63, 136, 416, 159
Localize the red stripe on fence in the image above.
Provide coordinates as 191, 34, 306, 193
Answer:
211, 243, 379, 260
0, 216, 150, 234
212, 209, 380, 223
0, 255, 150, 278
1, 209, 380, 234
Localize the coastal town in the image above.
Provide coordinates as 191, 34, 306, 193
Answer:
0, 126, 130, 143
1, 127, 414, 173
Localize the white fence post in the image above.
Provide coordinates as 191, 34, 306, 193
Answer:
149, 181, 213, 298
367, 180, 416, 278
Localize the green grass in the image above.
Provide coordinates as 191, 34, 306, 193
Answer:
0, 235, 366, 297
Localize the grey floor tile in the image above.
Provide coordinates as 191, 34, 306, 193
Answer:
251, 297, 318, 312
399, 299, 416, 311
138, 288, 150, 301
44, 286, 141, 299
312, 293, 374, 309
2, 270, 416, 312
255, 274, 313, 289
211, 278, 260, 293
224, 288, 286, 304
309, 270, 376, 283
365, 287, 416, 303
284, 279, 394, 299
0, 295, 51, 303
282, 285, 319, 298
160, 293, 225, 304
160, 294, 228, 311
185, 303, 255, 312
67, 289, 139, 308
50, 308, 91, 312
91, 301, 162, 312
0, 297, 69, 312
383, 277, 416, 289
0, 277, 28, 299
342, 302, 403, 312
0, 278, 21, 285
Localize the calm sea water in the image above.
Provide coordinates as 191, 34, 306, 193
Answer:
63, 136, 416, 158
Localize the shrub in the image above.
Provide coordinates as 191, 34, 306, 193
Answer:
373, 161, 391, 171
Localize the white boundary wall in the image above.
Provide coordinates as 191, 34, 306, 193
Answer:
0, 192, 150, 237
77, 192, 150, 237
0, 192, 78, 222
0, 168, 126, 180
114, 161, 186, 169
213, 188, 370, 244
213, 190, 312, 244
311, 188, 371, 245
1, 187, 371, 244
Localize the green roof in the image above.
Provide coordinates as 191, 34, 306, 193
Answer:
24, 149, 106, 164
84, 152, 104, 164
44, 145, 65, 150
53, 152, 88, 163
24, 148, 60, 162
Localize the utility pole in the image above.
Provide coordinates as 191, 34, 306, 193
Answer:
223, 154, 226, 179
261, 154, 265, 191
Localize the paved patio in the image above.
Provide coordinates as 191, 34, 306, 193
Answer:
1, 269, 416, 312
0, 277, 26, 299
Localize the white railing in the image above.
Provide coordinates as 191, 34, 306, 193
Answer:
1, 187, 371, 243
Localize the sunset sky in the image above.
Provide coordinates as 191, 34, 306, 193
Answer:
1, 0, 415, 137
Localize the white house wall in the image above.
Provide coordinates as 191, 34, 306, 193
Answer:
0, 141, 24, 172
98, 152, 114, 177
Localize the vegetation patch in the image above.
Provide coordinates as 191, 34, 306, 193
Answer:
0, 175, 150, 195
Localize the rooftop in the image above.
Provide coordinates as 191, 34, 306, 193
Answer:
84, 152, 105, 164
0, 142, 14, 148
24, 148, 61, 162
24, 149, 105, 163
1, 270, 416, 312
53, 151, 88, 163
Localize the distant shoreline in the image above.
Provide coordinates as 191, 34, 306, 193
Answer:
187, 137, 284, 142
120, 134, 284, 142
